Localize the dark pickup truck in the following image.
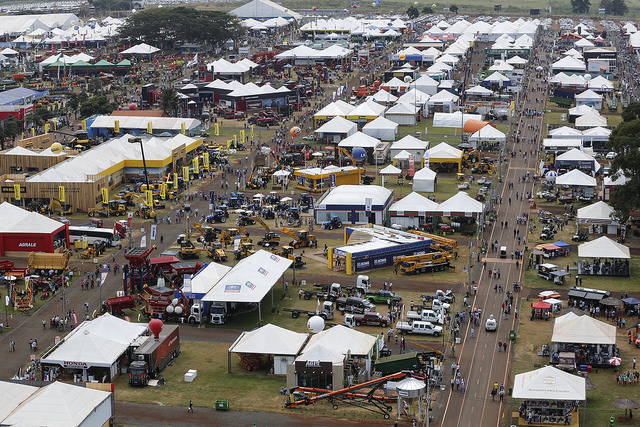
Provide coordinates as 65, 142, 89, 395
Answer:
365, 290, 402, 305
352, 312, 390, 327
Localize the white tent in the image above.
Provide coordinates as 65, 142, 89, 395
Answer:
587, 75, 614, 92
512, 366, 585, 400
412, 167, 437, 192
551, 314, 617, 345
202, 250, 292, 307
551, 56, 586, 72
298, 325, 378, 359
390, 135, 429, 159
0, 202, 66, 234
548, 126, 583, 138
40, 314, 147, 369
385, 102, 420, 125
577, 201, 617, 226
469, 125, 506, 148
389, 191, 438, 227
506, 55, 528, 66
409, 75, 439, 95
362, 116, 398, 141
555, 169, 596, 187
575, 89, 603, 110
437, 192, 483, 217
121, 43, 160, 55
314, 116, 357, 143
432, 112, 481, 128
555, 148, 599, 173
338, 131, 381, 149
380, 164, 402, 174
577, 236, 630, 259
427, 91, 460, 114
575, 111, 607, 127
465, 85, 494, 96
187, 262, 232, 299
369, 89, 398, 104
230, 0, 301, 20
483, 72, 510, 84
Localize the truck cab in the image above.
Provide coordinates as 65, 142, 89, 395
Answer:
209, 301, 231, 324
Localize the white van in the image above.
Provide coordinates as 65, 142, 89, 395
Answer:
499, 246, 507, 258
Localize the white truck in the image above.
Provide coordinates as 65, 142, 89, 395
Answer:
283, 301, 335, 320
312, 275, 371, 297
433, 290, 455, 303
406, 309, 445, 325
209, 301, 236, 324
396, 321, 443, 337
421, 298, 450, 312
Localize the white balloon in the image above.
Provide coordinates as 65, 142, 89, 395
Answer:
307, 315, 325, 333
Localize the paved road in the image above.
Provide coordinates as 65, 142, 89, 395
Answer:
439, 29, 554, 427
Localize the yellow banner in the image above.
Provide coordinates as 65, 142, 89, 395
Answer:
240, 130, 245, 143
101, 188, 108, 204
13, 184, 20, 201
173, 173, 178, 189
227, 139, 232, 149
114, 120, 120, 133
160, 183, 166, 198
58, 186, 65, 202
146, 190, 153, 206
181, 122, 186, 135
193, 157, 199, 172
147, 122, 152, 134
44, 123, 49, 133
203, 152, 209, 169
214, 123, 219, 136
250, 125, 254, 137
233, 135, 237, 146
31, 128, 35, 137
183, 166, 190, 182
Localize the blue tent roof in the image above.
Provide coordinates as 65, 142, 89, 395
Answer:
622, 297, 640, 305
553, 240, 571, 248
0, 87, 48, 105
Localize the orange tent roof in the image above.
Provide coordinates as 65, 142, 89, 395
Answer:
463, 119, 494, 133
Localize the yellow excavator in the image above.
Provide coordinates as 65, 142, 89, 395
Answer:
336, 146, 357, 166
235, 241, 255, 260
50, 198, 72, 215
280, 227, 317, 249
272, 245, 305, 268
220, 227, 250, 246
192, 222, 227, 262
252, 216, 280, 247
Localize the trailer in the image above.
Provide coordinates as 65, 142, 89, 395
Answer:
103, 293, 136, 316
28, 251, 71, 273
282, 301, 335, 320
129, 325, 180, 386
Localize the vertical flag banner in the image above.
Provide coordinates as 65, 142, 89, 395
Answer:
151, 224, 157, 241
181, 122, 186, 135
147, 122, 152, 134
203, 152, 210, 169
193, 157, 199, 172
45, 123, 49, 133
233, 135, 237, 146
31, 128, 35, 137
114, 120, 120, 133
183, 166, 190, 182
160, 183, 166, 199
227, 139, 232, 149
101, 188, 109, 203
214, 123, 219, 136
58, 186, 65, 202
13, 184, 20, 201
250, 125, 254, 137
173, 173, 178, 189
146, 190, 153, 207
82, 120, 86, 131
240, 130, 245, 143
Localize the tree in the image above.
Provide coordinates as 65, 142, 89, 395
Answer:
571, 0, 591, 13
407, 5, 419, 19
606, 102, 640, 221
449, 4, 459, 13
117, 8, 245, 50
3, 116, 21, 141
422, 6, 433, 13
609, 0, 629, 14
159, 88, 180, 117
79, 96, 118, 117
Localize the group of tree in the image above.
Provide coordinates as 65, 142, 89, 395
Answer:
572, 0, 628, 14
117, 7, 245, 50
407, 4, 455, 18
606, 102, 640, 221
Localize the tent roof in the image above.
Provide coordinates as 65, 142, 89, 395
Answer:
578, 236, 630, 259
390, 191, 438, 212
588, 75, 614, 90
437, 191, 483, 214
315, 115, 357, 134
348, 100, 386, 117
202, 250, 292, 303
465, 85, 494, 96
575, 89, 603, 100
299, 325, 377, 359
552, 56, 586, 71
555, 169, 596, 187
470, 124, 506, 141
549, 126, 582, 136
338, 131, 381, 149
393, 149, 412, 160
556, 148, 596, 162
230, 0, 301, 19
314, 100, 355, 118
380, 164, 402, 174
385, 102, 419, 115
319, 185, 392, 207
0, 381, 112, 427
575, 112, 607, 127
189, 261, 232, 297
512, 366, 585, 400
121, 43, 160, 54
0, 202, 66, 234
391, 135, 428, 150
40, 313, 147, 368
425, 142, 462, 159
362, 116, 398, 130
506, 55, 528, 64
413, 167, 438, 180
370, 89, 398, 103
229, 323, 307, 356
577, 201, 615, 222
551, 314, 617, 344
484, 71, 510, 82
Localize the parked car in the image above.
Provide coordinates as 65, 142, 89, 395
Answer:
605, 151, 616, 160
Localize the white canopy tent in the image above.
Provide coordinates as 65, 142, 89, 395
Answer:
202, 250, 293, 321
437, 191, 483, 217
432, 112, 481, 128
121, 43, 160, 55
512, 366, 585, 400
469, 125, 506, 148
187, 262, 232, 299
575, 112, 607, 127
385, 102, 420, 126
338, 131, 381, 149
427, 91, 460, 114
362, 116, 398, 141
314, 116, 357, 143
389, 135, 429, 159
577, 236, 630, 259
551, 314, 616, 345
577, 201, 619, 234
575, 89, 603, 110
555, 169, 596, 187
228, 323, 308, 374
412, 167, 437, 192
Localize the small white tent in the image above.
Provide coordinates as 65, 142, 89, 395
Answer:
412, 167, 437, 192
389, 191, 438, 228
362, 116, 398, 141
512, 366, 585, 400
389, 135, 429, 159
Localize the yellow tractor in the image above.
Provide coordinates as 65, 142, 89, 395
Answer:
235, 242, 255, 260
273, 245, 305, 268
280, 227, 317, 249
88, 200, 127, 217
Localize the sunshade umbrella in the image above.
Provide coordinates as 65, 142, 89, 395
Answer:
312, 152, 323, 157
280, 196, 293, 202
613, 398, 640, 418
609, 357, 622, 366
3, 275, 16, 281
600, 296, 623, 306
324, 146, 334, 150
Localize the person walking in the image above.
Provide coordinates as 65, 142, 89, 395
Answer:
188, 401, 194, 413
9, 339, 15, 352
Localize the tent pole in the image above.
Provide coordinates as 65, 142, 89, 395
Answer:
258, 302, 262, 326
582, 398, 586, 426
228, 350, 232, 374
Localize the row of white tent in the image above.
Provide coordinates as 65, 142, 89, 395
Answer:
241, 17, 293, 30
204, 78, 290, 97
274, 44, 354, 60
299, 17, 407, 34
206, 57, 260, 75
550, 73, 614, 91
424, 17, 540, 40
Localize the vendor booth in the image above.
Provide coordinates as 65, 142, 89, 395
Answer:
362, 116, 398, 141
513, 366, 585, 426
314, 116, 357, 144
577, 236, 630, 277
555, 169, 597, 199
389, 191, 438, 228
576, 201, 619, 235
423, 142, 463, 173
412, 167, 437, 193
550, 314, 617, 368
